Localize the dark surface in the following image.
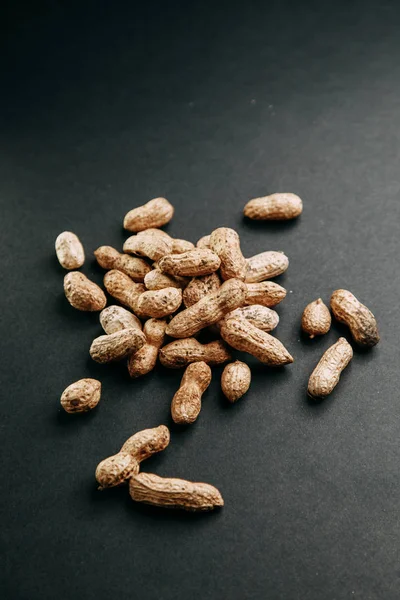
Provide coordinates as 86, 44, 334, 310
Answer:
1, 2, 400, 599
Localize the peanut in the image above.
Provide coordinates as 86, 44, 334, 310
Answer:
172, 239, 195, 253
221, 305, 279, 332
196, 235, 211, 249
159, 338, 231, 368
158, 249, 221, 277
166, 279, 246, 338
301, 298, 331, 338
60, 378, 101, 413
129, 473, 224, 511
245, 251, 289, 283
134, 287, 182, 318
307, 337, 353, 400
120, 425, 170, 462
209, 227, 247, 281
55, 231, 85, 270
100, 305, 142, 335
90, 328, 146, 363
171, 362, 212, 424
245, 281, 287, 307
94, 246, 151, 282
103, 270, 145, 311
123, 197, 174, 232
96, 453, 139, 489
220, 317, 293, 366
221, 361, 251, 402
128, 318, 167, 378
330, 289, 380, 347
64, 272, 107, 311
244, 193, 303, 220
123, 229, 173, 261
183, 273, 221, 308
144, 269, 188, 290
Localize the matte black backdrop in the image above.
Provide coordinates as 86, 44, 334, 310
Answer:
1, 1, 400, 599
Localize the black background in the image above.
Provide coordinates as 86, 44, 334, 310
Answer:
1, 2, 400, 599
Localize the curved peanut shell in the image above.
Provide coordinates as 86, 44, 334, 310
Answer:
172, 239, 195, 253
134, 287, 182, 318
196, 235, 211, 249
245, 251, 289, 283
209, 227, 247, 281
159, 338, 231, 368
55, 231, 85, 270
128, 318, 167, 378
121, 425, 170, 462
123, 229, 173, 261
307, 337, 353, 400
222, 305, 279, 332
244, 193, 303, 220
95, 452, 139, 489
129, 473, 224, 511
183, 273, 221, 308
158, 249, 221, 277
245, 282, 287, 307
123, 197, 174, 232
100, 305, 142, 335
64, 272, 107, 311
103, 270, 145, 310
90, 328, 146, 363
94, 246, 151, 282
60, 378, 101, 413
330, 289, 379, 347
171, 362, 212, 424
301, 298, 331, 338
144, 269, 187, 290
221, 361, 251, 402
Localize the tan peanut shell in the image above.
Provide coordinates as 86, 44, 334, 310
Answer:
301, 298, 331, 338
196, 235, 211, 249
90, 328, 146, 363
64, 272, 107, 311
307, 337, 353, 400
245, 282, 287, 307
159, 338, 231, 368
128, 318, 167, 378
55, 231, 85, 270
171, 362, 212, 424
60, 378, 101, 413
330, 289, 380, 347
158, 249, 221, 277
209, 227, 247, 281
172, 239, 195, 253
129, 473, 224, 511
244, 193, 303, 220
245, 251, 289, 283
96, 452, 139, 489
123, 229, 173, 261
222, 305, 279, 332
144, 269, 188, 290
103, 270, 145, 311
183, 273, 221, 308
121, 425, 170, 462
220, 317, 293, 366
94, 246, 151, 282
166, 279, 247, 338
123, 197, 174, 232
221, 361, 251, 402
134, 287, 182, 318
100, 305, 142, 335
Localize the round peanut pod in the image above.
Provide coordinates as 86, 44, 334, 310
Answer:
209, 227, 247, 281
172, 239, 195, 253
60, 378, 101, 413
94, 246, 151, 282
121, 425, 170, 462
171, 362, 212, 424
64, 272, 107, 311
128, 318, 167, 378
307, 337, 353, 400
196, 235, 211, 249
158, 249, 221, 277
123, 229, 173, 261
144, 269, 188, 290
183, 273, 221, 308
90, 328, 146, 363
244, 193, 303, 220
129, 473, 224, 511
95, 453, 139, 489
100, 305, 142, 335
123, 197, 174, 232
221, 305, 279, 332
159, 338, 232, 369
330, 289, 379, 347
301, 298, 331, 338
103, 270, 145, 311
133, 287, 182, 318
245, 282, 287, 307
221, 361, 251, 402
245, 251, 289, 283
55, 231, 85, 270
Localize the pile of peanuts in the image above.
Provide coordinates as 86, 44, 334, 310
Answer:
56, 193, 380, 512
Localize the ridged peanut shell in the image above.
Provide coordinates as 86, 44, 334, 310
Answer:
196, 235, 211, 249
183, 273, 221, 307
245, 282, 287, 307
144, 269, 188, 290
60, 378, 101, 413
100, 305, 142, 334
123, 229, 173, 261
90, 328, 146, 363
64, 272, 107, 311
95, 452, 139, 489
222, 305, 279, 332
134, 287, 182, 318
245, 251, 289, 283
330, 289, 380, 347
159, 249, 221, 277
307, 337, 353, 400
221, 361, 251, 402
209, 227, 247, 281
171, 362, 212, 424
103, 270, 145, 310
172, 239, 195, 253
123, 197, 174, 232
128, 318, 167, 378
244, 193, 303, 220
301, 298, 331, 338
159, 338, 231, 368
121, 425, 170, 462
55, 231, 85, 270
94, 246, 151, 282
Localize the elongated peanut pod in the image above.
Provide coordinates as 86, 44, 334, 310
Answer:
129, 473, 224, 511
100, 305, 142, 334
90, 328, 146, 363
245, 251, 289, 283
60, 378, 101, 413
301, 298, 331, 338
134, 287, 182, 318
183, 273, 221, 308
144, 269, 188, 290
64, 272, 107, 311
220, 317, 293, 366
221, 305, 279, 332
159, 338, 231, 368
209, 227, 247, 280
172, 239, 195, 253
244, 193, 303, 220
158, 249, 221, 277
166, 279, 246, 338
123, 229, 173, 261
103, 270, 145, 311
221, 361, 251, 402
171, 362, 212, 424
307, 337, 353, 400
56, 231, 85, 270
94, 246, 151, 282
128, 318, 167, 377
120, 425, 170, 461
123, 197, 174, 232
330, 289, 379, 347
245, 282, 287, 307
96, 453, 139, 489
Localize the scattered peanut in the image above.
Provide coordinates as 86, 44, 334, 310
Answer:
196, 234, 211, 249
158, 249, 221, 277
120, 425, 170, 462
221, 361, 251, 402
90, 328, 146, 363
221, 305, 279, 332
307, 337, 353, 400
55, 231, 85, 270
94, 246, 151, 282
123, 197, 174, 232
183, 273, 221, 308
159, 338, 231, 368
100, 305, 142, 335
330, 289, 380, 347
171, 362, 212, 424
245, 251, 289, 283
245, 281, 287, 307
134, 287, 182, 318
129, 473, 224, 511
144, 269, 188, 290
103, 270, 145, 311
64, 272, 107, 311
123, 229, 173, 261
60, 378, 101, 413
209, 227, 247, 281
244, 193, 303, 220
172, 239, 195, 253
301, 298, 331, 338
96, 453, 139, 489
128, 318, 167, 378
